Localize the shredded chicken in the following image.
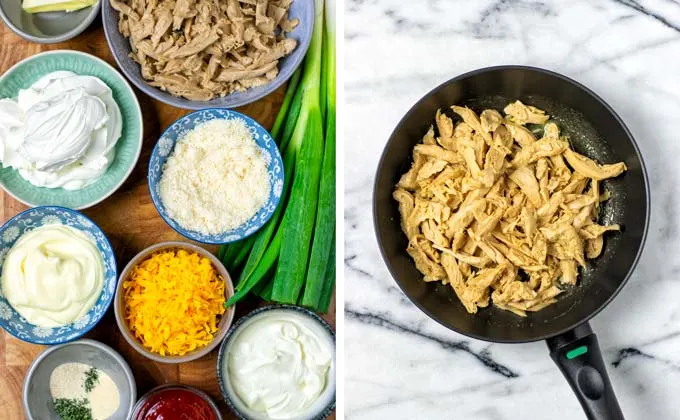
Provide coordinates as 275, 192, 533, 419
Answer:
112, 0, 299, 100
394, 101, 626, 316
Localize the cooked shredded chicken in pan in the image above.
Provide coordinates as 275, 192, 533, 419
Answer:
393, 101, 626, 316
111, 0, 299, 101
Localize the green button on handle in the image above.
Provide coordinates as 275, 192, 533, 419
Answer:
567, 345, 589, 360
548, 325, 624, 419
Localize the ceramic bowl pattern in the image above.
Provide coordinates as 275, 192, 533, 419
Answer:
0, 0, 100, 44
148, 108, 284, 244
0, 50, 143, 210
216, 305, 336, 420
0, 207, 117, 344
23, 339, 136, 420
101, 0, 314, 109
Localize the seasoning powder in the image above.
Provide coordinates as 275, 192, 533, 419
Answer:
50, 362, 119, 420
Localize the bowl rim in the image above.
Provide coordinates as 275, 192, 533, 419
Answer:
114, 241, 236, 364
130, 384, 223, 420
147, 108, 284, 245
372, 64, 651, 344
216, 304, 337, 420
0, 205, 118, 345
0, 0, 101, 44
101, 0, 314, 110
0, 49, 144, 210
22, 338, 137, 420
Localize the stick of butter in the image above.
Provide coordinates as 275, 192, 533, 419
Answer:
22, 0, 96, 13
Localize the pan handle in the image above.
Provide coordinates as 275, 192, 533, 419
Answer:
546, 322, 624, 420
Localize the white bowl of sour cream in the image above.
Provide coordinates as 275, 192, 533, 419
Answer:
217, 306, 336, 420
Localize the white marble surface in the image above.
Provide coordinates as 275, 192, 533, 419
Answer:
344, 1, 680, 419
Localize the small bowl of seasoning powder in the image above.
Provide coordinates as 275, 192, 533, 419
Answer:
148, 108, 284, 245
114, 241, 236, 363
23, 339, 136, 420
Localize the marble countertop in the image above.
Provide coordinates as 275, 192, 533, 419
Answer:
344, 1, 680, 419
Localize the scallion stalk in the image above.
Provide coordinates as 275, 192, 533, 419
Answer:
224, 0, 334, 310
271, 68, 302, 142
301, 61, 335, 307
271, 0, 326, 304
301, 0, 336, 310
226, 225, 282, 306
317, 233, 336, 313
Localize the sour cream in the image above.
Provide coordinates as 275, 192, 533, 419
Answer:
227, 311, 333, 420
0, 71, 122, 190
1, 224, 105, 327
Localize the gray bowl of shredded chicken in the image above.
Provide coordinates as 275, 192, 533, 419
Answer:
102, 0, 314, 109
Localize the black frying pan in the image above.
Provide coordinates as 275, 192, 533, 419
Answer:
373, 66, 649, 420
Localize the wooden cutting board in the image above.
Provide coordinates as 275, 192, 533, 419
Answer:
0, 18, 336, 420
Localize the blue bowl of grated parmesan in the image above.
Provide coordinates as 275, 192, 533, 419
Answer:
149, 109, 284, 244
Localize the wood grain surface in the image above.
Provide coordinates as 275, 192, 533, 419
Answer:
0, 17, 335, 420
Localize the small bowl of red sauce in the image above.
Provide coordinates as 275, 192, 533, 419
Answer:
132, 384, 222, 420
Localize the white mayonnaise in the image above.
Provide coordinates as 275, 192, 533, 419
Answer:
227, 311, 333, 420
1, 224, 105, 327
0, 71, 122, 190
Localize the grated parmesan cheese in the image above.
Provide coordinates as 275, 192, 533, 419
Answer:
159, 118, 271, 235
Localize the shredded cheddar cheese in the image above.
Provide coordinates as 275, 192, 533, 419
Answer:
123, 249, 226, 356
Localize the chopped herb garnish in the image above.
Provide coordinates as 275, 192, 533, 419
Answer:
83, 367, 99, 393
54, 398, 93, 420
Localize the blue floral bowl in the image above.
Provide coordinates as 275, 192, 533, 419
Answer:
0, 206, 117, 344
148, 109, 284, 244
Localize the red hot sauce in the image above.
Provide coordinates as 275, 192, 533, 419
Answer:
135, 388, 218, 420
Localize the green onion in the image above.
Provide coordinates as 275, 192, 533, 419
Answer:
224, 0, 334, 310
227, 226, 282, 306
229, 236, 256, 272
278, 86, 304, 153
300, 4, 336, 308
271, 0, 325, 304
271, 68, 302, 142
317, 234, 336, 313
219, 69, 301, 273
272, 114, 324, 302
220, 235, 255, 273
256, 279, 274, 301
234, 137, 295, 291
250, 273, 271, 297
217, 243, 229, 262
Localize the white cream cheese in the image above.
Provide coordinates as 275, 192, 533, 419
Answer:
227, 311, 333, 420
0, 71, 122, 190
1, 224, 105, 327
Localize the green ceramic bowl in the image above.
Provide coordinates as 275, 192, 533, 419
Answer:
0, 50, 143, 210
